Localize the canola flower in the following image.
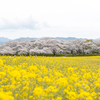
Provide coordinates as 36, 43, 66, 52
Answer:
0, 56, 100, 100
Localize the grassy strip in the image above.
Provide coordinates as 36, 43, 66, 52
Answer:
1, 53, 100, 57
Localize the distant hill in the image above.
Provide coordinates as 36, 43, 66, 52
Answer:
0, 37, 97, 45
55, 37, 87, 41
0, 37, 37, 45
55, 37, 77, 41
14, 37, 37, 41
0, 37, 11, 45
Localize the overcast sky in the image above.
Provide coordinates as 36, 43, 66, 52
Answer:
0, 0, 100, 39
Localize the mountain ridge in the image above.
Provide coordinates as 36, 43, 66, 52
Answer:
0, 37, 96, 45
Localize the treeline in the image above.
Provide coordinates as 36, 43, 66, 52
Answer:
0, 37, 100, 56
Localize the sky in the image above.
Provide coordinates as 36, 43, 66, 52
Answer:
0, 0, 100, 39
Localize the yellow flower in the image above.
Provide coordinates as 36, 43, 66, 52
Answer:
0, 91, 14, 100
0, 56, 100, 100
87, 96, 93, 100
56, 96, 62, 100
0, 59, 4, 66
33, 86, 44, 96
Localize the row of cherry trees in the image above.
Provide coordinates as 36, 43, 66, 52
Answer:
0, 37, 100, 55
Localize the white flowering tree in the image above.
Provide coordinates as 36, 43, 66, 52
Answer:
0, 37, 100, 55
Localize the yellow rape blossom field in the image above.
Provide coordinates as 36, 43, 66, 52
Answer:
0, 56, 100, 100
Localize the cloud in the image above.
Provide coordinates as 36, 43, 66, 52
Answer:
0, 17, 49, 30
